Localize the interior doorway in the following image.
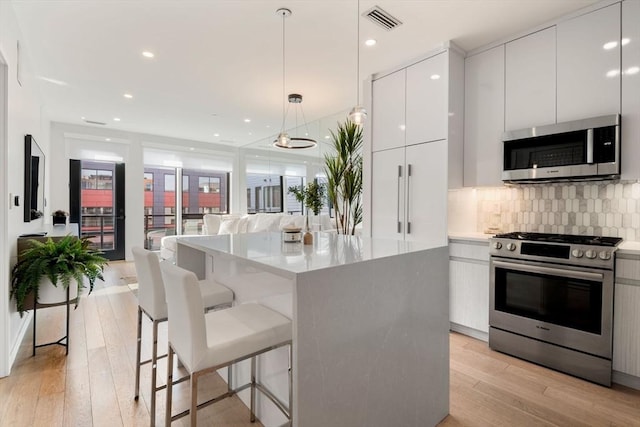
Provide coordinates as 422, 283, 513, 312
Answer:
70, 160, 125, 260
0, 50, 9, 376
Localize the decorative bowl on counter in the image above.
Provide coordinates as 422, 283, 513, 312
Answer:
282, 227, 302, 243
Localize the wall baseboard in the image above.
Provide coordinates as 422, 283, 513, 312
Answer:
450, 322, 489, 342
7, 313, 31, 375
613, 370, 640, 391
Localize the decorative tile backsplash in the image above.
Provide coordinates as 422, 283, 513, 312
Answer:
449, 181, 640, 242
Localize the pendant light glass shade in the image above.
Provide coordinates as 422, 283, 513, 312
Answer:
348, 105, 367, 125
273, 8, 317, 149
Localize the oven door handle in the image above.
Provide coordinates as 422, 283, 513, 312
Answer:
492, 260, 604, 282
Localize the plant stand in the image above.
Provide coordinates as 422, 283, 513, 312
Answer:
32, 286, 78, 356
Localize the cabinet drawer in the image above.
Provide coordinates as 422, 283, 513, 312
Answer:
616, 256, 640, 282
449, 241, 489, 262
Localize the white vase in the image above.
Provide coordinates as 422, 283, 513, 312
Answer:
37, 277, 79, 305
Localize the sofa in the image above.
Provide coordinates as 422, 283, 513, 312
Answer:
160, 213, 333, 260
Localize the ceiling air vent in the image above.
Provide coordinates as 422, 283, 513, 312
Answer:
84, 119, 107, 126
363, 6, 402, 31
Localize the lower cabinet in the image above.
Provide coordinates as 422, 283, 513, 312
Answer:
449, 239, 490, 340
613, 254, 640, 386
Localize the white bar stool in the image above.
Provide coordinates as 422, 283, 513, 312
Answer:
159, 261, 293, 427
132, 246, 234, 426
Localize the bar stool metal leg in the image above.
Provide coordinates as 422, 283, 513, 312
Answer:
134, 307, 142, 400
190, 372, 198, 427
289, 343, 293, 425
151, 318, 160, 426
250, 357, 257, 423
166, 345, 174, 427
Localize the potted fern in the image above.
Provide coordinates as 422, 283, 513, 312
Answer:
11, 235, 108, 316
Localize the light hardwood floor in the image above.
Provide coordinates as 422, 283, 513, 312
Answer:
1, 261, 639, 426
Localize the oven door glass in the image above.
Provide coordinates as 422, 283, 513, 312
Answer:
494, 267, 602, 334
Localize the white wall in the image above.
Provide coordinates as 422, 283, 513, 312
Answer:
0, 1, 48, 376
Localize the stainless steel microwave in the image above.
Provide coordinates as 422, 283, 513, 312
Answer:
502, 114, 620, 183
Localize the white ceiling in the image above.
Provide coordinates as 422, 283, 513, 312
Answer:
12, 0, 599, 147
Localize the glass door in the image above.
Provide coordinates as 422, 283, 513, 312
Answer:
70, 160, 125, 260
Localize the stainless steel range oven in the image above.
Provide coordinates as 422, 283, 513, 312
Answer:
489, 232, 622, 386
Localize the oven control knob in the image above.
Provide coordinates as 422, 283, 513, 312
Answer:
493, 242, 502, 250
572, 249, 584, 258
585, 249, 597, 259
506, 243, 517, 251
599, 251, 611, 260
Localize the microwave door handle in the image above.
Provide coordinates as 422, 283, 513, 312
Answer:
587, 128, 594, 164
492, 260, 603, 282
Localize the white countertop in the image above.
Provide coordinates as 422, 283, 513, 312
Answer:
177, 231, 442, 275
618, 241, 640, 256
448, 231, 493, 242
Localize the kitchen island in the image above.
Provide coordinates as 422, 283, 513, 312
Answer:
176, 232, 449, 427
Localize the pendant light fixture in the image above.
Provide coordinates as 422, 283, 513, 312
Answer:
273, 8, 317, 149
348, 0, 367, 126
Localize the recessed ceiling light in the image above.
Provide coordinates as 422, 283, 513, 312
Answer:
365, 39, 377, 47
606, 69, 620, 78
142, 51, 155, 58
189, 147, 195, 151
81, 116, 85, 120
113, 117, 121, 122
324, 135, 330, 139
105, 138, 111, 141
430, 74, 441, 80
214, 133, 220, 137
244, 118, 251, 123
603, 41, 618, 50
621, 38, 630, 46
124, 93, 133, 99
248, 132, 253, 136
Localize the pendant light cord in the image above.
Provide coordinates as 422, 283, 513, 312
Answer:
356, 0, 360, 105
281, 10, 287, 133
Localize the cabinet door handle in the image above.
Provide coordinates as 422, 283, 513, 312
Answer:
587, 128, 594, 164
397, 165, 402, 233
406, 164, 412, 234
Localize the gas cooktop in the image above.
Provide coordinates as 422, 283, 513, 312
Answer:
493, 232, 623, 247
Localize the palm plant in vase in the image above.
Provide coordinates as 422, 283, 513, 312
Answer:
324, 120, 363, 235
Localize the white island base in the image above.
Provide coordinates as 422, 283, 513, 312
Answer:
176, 232, 449, 427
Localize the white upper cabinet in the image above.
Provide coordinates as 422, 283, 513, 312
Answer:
621, 0, 640, 181
505, 27, 556, 131
464, 45, 505, 187
406, 52, 448, 145
371, 69, 406, 152
557, 3, 621, 122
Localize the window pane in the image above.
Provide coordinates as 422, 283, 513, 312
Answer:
96, 170, 113, 190
165, 174, 175, 192
144, 173, 153, 191
81, 169, 97, 189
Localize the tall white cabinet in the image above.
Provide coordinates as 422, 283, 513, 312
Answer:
622, 0, 640, 181
505, 27, 556, 131
367, 46, 463, 244
464, 45, 504, 187
557, 3, 621, 122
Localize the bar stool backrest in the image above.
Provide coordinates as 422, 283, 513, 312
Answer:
132, 246, 168, 321
159, 261, 208, 373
